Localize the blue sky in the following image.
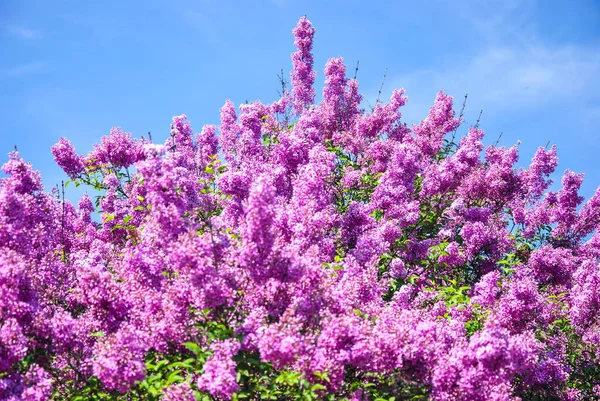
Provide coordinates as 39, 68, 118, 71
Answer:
1, 0, 599, 201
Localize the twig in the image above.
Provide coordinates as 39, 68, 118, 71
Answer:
277, 68, 287, 98
474, 109, 483, 128
148, 131, 152, 142
375, 68, 388, 108
354, 60, 360, 80
493, 132, 503, 147
450, 94, 468, 144
170, 126, 176, 153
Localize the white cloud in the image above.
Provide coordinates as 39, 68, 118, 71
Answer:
395, 44, 599, 115
2, 61, 47, 77
374, 1, 600, 126
6, 25, 40, 40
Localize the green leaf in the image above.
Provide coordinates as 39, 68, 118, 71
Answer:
137, 195, 145, 201
183, 342, 201, 356
154, 359, 170, 370
123, 215, 133, 224
313, 371, 330, 383
89, 331, 105, 337
169, 359, 195, 369
166, 370, 184, 385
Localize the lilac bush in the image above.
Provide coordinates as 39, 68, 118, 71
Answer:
1, 16, 600, 400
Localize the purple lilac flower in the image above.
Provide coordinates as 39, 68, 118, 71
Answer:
197, 339, 240, 400
51, 138, 86, 179
291, 16, 316, 113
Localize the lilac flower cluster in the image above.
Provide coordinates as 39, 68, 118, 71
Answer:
2, 16, 600, 401
290, 16, 316, 113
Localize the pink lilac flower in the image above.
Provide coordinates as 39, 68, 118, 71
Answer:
197, 339, 240, 400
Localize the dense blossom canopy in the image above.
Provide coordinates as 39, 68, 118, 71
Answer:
1, 16, 600, 401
